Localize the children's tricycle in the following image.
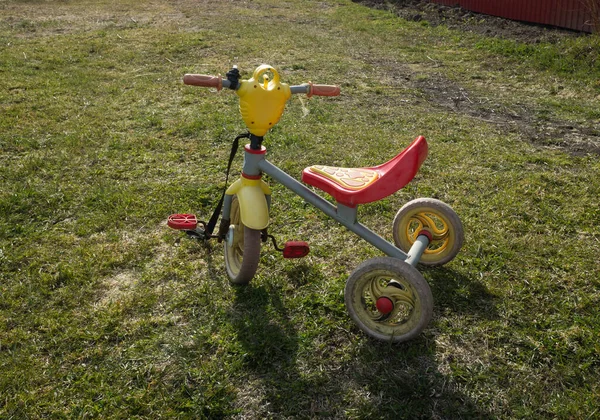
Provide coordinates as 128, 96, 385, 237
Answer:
168, 65, 464, 343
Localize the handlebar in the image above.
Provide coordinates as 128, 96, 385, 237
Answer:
183, 73, 340, 97
183, 74, 228, 91
306, 82, 340, 97
183, 66, 340, 137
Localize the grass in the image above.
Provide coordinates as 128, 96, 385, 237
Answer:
1, 0, 600, 418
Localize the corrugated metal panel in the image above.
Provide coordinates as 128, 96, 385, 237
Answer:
427, 0, 594, 32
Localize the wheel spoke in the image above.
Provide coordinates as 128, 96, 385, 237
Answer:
365, 277, 416, 322
406, 219, 424, 242
406, 212, 450, 255
369, 276, 387, 299
415, 213, 448, 237
383, 285, 415, 306
426, 214, 446, 235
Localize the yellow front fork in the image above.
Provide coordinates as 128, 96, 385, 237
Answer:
226, 177, 272, 230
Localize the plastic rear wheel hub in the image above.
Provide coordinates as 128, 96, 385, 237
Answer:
376, 296, 394, 314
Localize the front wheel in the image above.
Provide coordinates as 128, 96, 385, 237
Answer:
344, 257, 433, 343
224, 195, 261, 285
393, 198, 464, 267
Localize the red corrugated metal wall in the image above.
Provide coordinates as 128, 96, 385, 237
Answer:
429, 0, 594, 32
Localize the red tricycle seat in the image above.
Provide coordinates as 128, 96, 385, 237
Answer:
301, 136, 428, 207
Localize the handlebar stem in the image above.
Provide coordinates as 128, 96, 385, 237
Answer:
249, 134, 263, 150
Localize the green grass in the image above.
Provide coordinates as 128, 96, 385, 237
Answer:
1, 0, 599, 418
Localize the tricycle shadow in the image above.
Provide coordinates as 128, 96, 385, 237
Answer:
225, 262, 494, 418
228, 282, 310, 415
425, 266, 499, 319
339, 265, 497, 417
229, 284, 298, 372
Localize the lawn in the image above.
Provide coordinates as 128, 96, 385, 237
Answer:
1, 0, 599, 418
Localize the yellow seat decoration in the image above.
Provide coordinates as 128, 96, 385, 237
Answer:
308, 165, 379, 191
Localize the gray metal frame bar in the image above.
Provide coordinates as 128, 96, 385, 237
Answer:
258, 159, 409, 261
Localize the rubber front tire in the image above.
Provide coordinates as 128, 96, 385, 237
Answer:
344, 257, 433, 343
393, 198, 464, 267
224, 195, 261, 285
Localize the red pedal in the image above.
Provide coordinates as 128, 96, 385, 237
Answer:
283, 241, 310, 259
167, 213, 198, 230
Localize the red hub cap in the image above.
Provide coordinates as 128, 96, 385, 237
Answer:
376, 296, 394, 314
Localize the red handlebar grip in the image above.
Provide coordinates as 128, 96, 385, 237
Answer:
309, 83, 340, 97
183, 74, 222, 91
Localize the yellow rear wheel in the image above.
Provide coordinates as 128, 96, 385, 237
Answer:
393, 198, 464, 266
344, 257, 433, 343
